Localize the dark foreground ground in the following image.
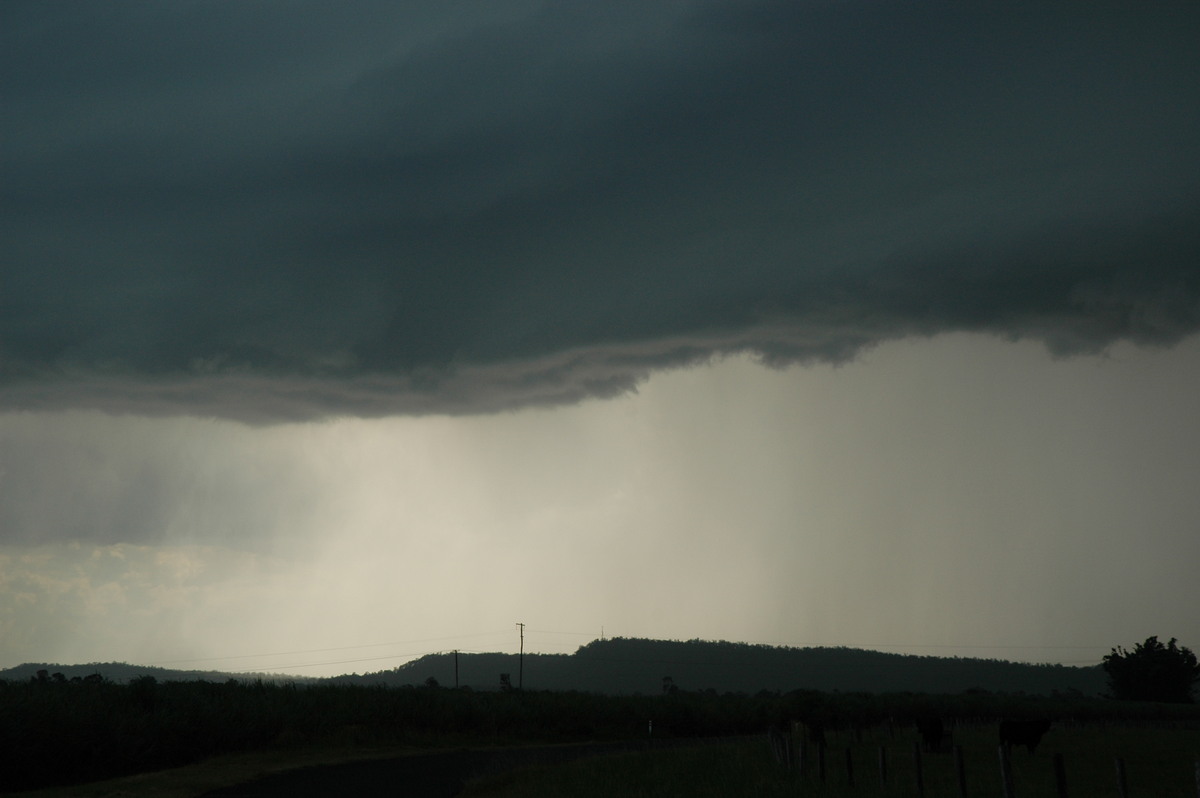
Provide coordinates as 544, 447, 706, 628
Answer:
198, 741, 654, 798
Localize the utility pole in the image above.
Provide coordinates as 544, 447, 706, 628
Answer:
516, 622, 525, 690
454, 650, 459, 689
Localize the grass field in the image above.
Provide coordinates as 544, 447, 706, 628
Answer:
460, 723, 1200, 798
8, 723, 1199, 798
4, 742, 425, 798
6, 678, 1199, 798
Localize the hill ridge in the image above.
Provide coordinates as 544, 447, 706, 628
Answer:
335, 637, 1106, 695
1, 638, 1106, 695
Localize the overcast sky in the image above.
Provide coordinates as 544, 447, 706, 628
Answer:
2, 1, 1199, 678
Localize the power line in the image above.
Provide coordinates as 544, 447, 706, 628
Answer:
523, 629, 1111, 653
720, 637, 1113, 654
147, 631, 510, 667
144, 629, 1111, 673
264, 649, 490, 673
261, 643, 1107, 676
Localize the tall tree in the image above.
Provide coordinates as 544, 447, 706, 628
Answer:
1102, 636, 1199, 703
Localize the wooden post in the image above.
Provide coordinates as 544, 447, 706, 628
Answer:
878, 745, 888, 788
998, 745, 1016, 798
845, 747, 855, 788
797, 738, 806, 779
1114, 757, 1128, 798
818, 742, 826, 783
768, 727, 792, 770
516, 622, 524, 690
1194, 758, 1199, 798
1053, 753, 1068, 798
954, 744, 968, 798
913, 741, 925, 795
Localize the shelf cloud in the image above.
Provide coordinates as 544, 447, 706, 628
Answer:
4, 2, 1198, 421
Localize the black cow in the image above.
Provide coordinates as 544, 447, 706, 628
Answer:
915, 717, 945, 752
803, 719, 827, 747
999, 719, 1051, 753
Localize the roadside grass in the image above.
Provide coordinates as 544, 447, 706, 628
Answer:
7, 680, 1199, 798
10, 724, 1200, 798
461, 724, 1200, 798
461, 741, 795, 798
4, 742, 428, 798
4, 739, 644, 798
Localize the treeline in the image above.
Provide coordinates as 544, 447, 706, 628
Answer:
0, 662, 314, 685
355, 638, 1106, 695
3, 672, 1197, 793
0, 638, 1108, 695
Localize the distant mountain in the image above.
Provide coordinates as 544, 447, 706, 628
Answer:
2, 639, 1106, 696
329, 638, 1107, 696
0, 662, 315, 685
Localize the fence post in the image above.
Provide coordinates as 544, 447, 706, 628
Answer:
878, 745, 888, 788
845, 747, 855, 788
1053, 753, 1068, 798
797, 738, 805, 779
913, 741, 925, 795
818, 741, 826, 783
954, 744, 968, 798
998, 745, 1016, 798
1114, 757, 1128, 798
768, 727, 792, 771
1194, 758, 1199, 798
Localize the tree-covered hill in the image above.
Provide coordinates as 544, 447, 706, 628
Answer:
1, 638, 1106, 695
331, 637, 1106, 696
0, 661, 315, 685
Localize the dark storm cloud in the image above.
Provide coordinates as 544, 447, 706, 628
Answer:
3, 1, 1199, 420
